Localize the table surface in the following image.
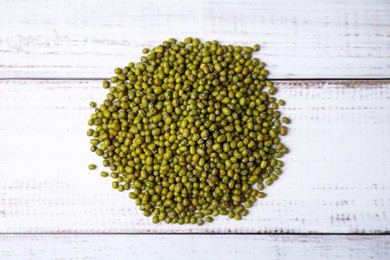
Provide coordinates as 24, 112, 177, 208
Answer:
1, 0, 389, 259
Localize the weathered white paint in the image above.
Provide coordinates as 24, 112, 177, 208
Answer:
1, 0, 389, 258
0, 235, 389, 260
0, 0, 389, 78
0, 80, 389, 233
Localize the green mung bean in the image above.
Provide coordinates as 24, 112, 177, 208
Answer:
282, 117, 291, 124
100, 171, 108, 177
88, 164, 96, 170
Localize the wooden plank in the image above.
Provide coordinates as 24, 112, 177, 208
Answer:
0, 235, 389, 259
0, 0, 389, 78
0, 79, 389, 233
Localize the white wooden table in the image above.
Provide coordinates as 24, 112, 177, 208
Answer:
1, 0, 389, 259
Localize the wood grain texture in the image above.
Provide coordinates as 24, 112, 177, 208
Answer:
0, 79, 389, 233
0, 0, 389, 78
0, 235, 389, 260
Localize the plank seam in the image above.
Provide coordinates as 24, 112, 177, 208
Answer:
0, 233, 389, 236
1, 78, 390, 81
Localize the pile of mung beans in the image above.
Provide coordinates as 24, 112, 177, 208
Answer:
87, 38, 290, 225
